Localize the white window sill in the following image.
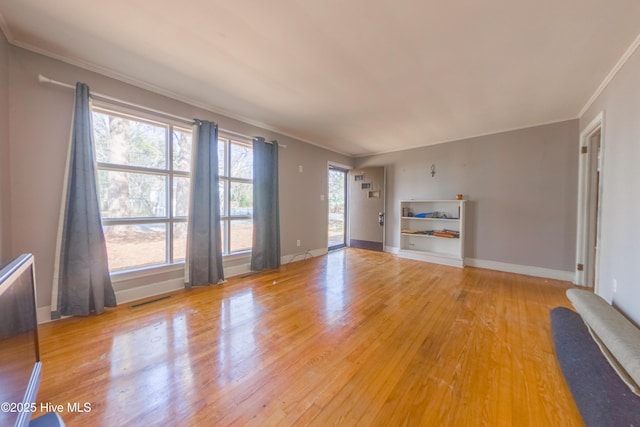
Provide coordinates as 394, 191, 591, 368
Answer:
223, 250, 251, 261
110, 263, 185, 283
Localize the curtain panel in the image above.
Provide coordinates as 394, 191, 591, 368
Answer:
51, 82, 116, 318
185, 120, 224, 287
251, 137, 280, 271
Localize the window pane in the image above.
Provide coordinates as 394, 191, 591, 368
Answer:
173, 222, 187, 261
219, 180, 226, 216
172, 128, 192, 172
93, 111, 167, 169
220, 219, 228, 254
230, 182, 252, 216
173, 177, 190, 218
218, 139, 226, 176
98, 171, 167, 219
230, 142, 252, 179
104, 224, 167, 271
229, 219, 252, 253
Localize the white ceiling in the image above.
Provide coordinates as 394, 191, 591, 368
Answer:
1, 0, 640, 156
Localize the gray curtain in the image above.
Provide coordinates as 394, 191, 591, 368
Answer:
51, 82, 116, 318
185, 120, 224, 287
251, 137, 280, 270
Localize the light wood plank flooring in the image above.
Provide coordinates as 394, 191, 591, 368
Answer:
35, 249, 583, 426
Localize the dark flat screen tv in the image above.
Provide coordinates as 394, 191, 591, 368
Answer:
0, 253, 41, 427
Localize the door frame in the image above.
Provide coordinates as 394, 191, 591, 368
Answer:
575, 111, 605, 290
346, 166, 386, 252
327, 161, 351, 250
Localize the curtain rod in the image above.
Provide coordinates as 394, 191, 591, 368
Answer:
224, 129, 286, 148
38, 74, 286, 148
38, 74, 194, 125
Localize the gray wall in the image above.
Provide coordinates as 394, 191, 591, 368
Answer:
581, 44, 640, 325
356, 120, 579, 272
0, 34, 9, 264
5, 46, 352, 308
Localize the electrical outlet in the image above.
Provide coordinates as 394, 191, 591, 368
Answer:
296, 240, 301, 247
613, 279, 618, 293
320, 194, 325, 201
298, 165, 303, 173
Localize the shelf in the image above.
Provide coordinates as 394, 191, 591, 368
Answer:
400, 199, 465, 203
401, 216, 460, 221
401, 233, 459, 239
399, 199, 465, 268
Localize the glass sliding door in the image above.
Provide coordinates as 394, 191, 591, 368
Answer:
328, 166, 347, 249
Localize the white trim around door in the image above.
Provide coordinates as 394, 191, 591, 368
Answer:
575, 111, 605, 291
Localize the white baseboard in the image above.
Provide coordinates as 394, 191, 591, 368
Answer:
465, 258, 574, 281
224, 262, 252, 277
281, 247, 327, 264
386, 246, 574, 281
37, 277, 184, 324
310, 247, 329, 257
37, 306, 55, 324
115, 277, 185, 305
213, 247, 329, 276
37, 247, 330, 324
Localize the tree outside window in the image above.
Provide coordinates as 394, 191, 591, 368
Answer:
92, 107, 191, 272
218, 135, 253, 254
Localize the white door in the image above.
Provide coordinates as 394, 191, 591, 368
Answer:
347, 167, 385, 251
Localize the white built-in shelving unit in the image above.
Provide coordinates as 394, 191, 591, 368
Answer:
398, 200, 466, 267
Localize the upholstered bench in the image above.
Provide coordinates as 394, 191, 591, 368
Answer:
550, 289, 640, 426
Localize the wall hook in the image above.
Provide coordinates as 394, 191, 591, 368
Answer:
431, 164, 436, 177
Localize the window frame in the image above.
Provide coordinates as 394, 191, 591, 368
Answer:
218, 132, 254, 255
91, 103, 192, 275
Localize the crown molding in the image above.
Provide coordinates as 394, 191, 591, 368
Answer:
0, 12, 14, 43
579, 32, 640, 118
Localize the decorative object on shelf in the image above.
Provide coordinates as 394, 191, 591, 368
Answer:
433, 229, 460, 238
401, 228, 460, 238
401, 229, 419, 234
414, 212, 435, 218
456, 194, 463, 200
413, 211, 458, 219
430, 164, 436, 177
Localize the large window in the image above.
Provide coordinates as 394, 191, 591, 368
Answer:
92, 106, 192, 272
218, 134, 253, 254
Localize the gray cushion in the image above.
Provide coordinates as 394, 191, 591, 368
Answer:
567, 289, 640, 393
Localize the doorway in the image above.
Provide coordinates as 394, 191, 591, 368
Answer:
347, 166, 385, 251
328, 166, 347, 250
576, 113, 604, 290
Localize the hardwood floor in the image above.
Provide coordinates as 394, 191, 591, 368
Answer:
34, 249, 583, 426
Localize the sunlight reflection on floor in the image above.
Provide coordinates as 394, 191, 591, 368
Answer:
324, 250, 348, 323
